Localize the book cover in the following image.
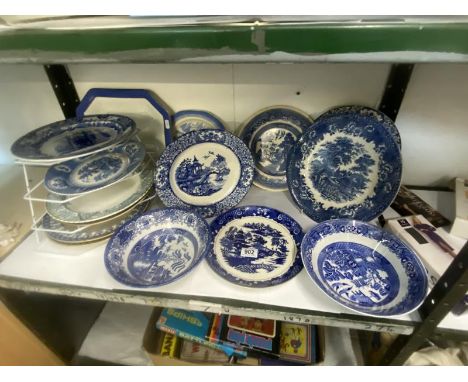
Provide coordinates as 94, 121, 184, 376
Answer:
228, 315, 276, 338
159, 332, 180, 358
179, 340, 229, 363
279, 323, 317, 364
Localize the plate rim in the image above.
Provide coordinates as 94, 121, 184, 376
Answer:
174, 109, 225, 137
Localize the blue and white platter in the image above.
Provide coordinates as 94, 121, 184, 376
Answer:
43, 197, 151, 244
301, 219, 428, 317
207, 206, 304, 287
11, 115, 136, 163
44, 140, 146, 195
104, 208, 212, 287
315, 105, 402, 149
46, 162, 154, 224
239, 106, 312, 191
286, 113, 402, 222
174, 110, 225, 138
155, 130, 254, 218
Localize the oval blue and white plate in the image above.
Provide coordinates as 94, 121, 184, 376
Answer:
315, 105, 401, 149
155, 130, 254, 218
301, 219, 428, 317
174, 110, 225, 138
45, 140, 146, 195
239, 106, 312, 191
11, 114, 136, 162
104, 208, 212, 287
286, 113, 402, 222
207, 206, 304, 287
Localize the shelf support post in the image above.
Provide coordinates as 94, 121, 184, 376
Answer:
44, 64, 80, 119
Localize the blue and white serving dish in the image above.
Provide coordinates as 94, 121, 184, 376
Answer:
239, 106, 312, 191
45, 140, 146, 195
174, 110, 225, 138
301, 219, 428, 317
286, 113, 402, 222
155, 130, 254, 218
11, 115, 136, 162
104, 208, 212, 287
46, 162, 154, 224
207, 206, 304, 287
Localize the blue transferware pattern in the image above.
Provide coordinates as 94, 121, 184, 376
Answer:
11, 115, 136, 162
104, 208, 212, 287
286, 113, 402, 222
45, 140, 145, 195
315, 105, 401, 148
239, 107, 312, 191
301, 219, 428, 316
155, 130, 254, 218
208, 206, 304, 287
174, 110, 225, 138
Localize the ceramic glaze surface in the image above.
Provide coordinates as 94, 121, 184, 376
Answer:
174, 110, 225, 138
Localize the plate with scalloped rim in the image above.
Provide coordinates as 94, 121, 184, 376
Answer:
11, 114, 136, 163
207, 206, 304, 287
239, 106, 312, 191
174, 110, 225, 138
44, 140, 145, 195
286, 112, 402, 222
104, 207, 212, 287
46, 161, 154, 224
154, 130, 254, 218
301, 219, 428, 317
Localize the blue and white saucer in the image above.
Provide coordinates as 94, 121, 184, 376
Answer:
301, 219, 428, 317
174, 110, 225, 138
286, 113, 402, 222
239, 106, 312, 191
155, 130, 254, 218
45, 140, 146, 195
104, 208, 212, 287
207, 206, 304, 287
11, 115, 136, 162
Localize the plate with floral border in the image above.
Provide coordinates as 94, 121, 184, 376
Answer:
300, 219, 428, 317
104, 207, 212, 287
239, 106, 312, 191
207, 206, 304, 287
11, 115, 136, 163
154, 130, 254, 218
286, 112, 402, 222
174, 110, 225, 138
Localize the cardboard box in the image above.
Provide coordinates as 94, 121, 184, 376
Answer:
450, 178, 468, 239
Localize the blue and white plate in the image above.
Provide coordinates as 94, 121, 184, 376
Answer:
315, 105, 402, 148
286, 113, 402, 222
46, 162, 154, 224
207, 206, 304, 287
155, 130, 254, 218
104, 208, 212, 287
43, 197, 150, 244
11, 115, 136, 162
174, 110, 225, 138
239, 106, 312, 191
301, 219, 428, 317
45, 140, 146, 195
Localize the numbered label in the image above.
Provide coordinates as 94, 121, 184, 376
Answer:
240, 248, 258, 258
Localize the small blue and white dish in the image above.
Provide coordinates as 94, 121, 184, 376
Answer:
45, 140, 146, 195
154, 130, 254, 218
207, 206, 304, 287
104, 208, 212, 287
301, 219, 428, 317
286, 113, 402, 222
239, 106, 312, 191
174, 110, 225, 138
315, 105, 402, 149
11, 115, 136, 162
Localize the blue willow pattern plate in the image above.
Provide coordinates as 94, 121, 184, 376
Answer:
301, 219, 428, 317
11, 115, 136, 162
44, 140, 146, 195
239, 106, 312, 191
207, 206, 304, 287
174, 110, 225, 138
155, 130, 254, 218
104, 208, 212, 287
286, 113, 402, 222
